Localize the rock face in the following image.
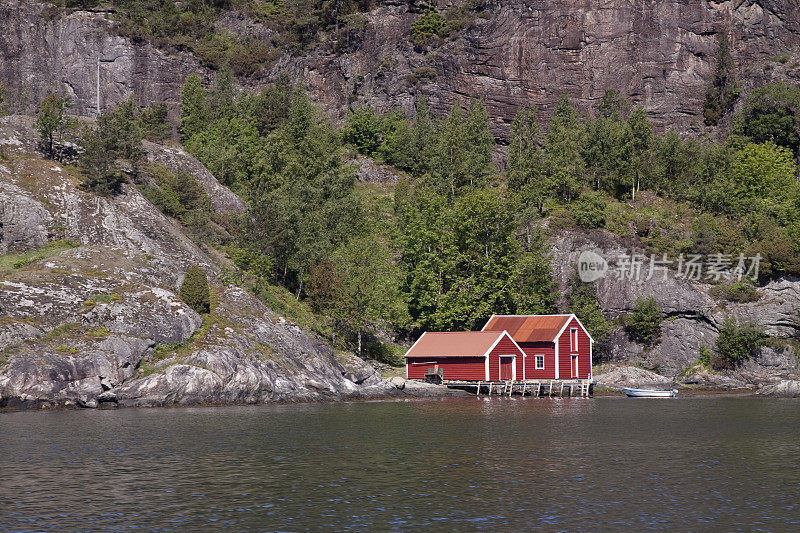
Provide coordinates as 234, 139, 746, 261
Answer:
0, 0, 203, 118
0, 115, 406, 408
2, 0, 800, 137
551, 229, 800, 389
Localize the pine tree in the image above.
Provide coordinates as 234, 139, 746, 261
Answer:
180, 265, 211, 314
180, 73, 209, 142
703, 33, 739, 126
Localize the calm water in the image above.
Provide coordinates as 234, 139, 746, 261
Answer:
1, 397, 799, 531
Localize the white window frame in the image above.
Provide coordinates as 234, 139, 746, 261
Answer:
570, 328, 579, 352
535, 355, 545, 370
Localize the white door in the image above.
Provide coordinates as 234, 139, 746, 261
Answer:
572, 355, 579, 378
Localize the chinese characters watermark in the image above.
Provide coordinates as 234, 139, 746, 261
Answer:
577, 250, 760, 283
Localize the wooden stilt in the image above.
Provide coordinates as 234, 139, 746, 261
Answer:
476, 381, 481, 395
488, 382, 492, 396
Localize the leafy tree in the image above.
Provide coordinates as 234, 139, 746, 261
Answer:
430, 99, 494, 198
79, 98, 146, 195
625, 297, 663, 346
247, 91, 361, 296
713, 317, 765, 369
139, 102, 172, 142
703, 33, 739, 126
100, 98, 143, 163
567, 280, 611, 340
627, 106, 654, 201
180, 265, 211, 314
544, 95, 584, 201
343, 106, 383, 155
326, 235, 406, 354
509, 104, 553, 217
36, 93, 73, 160
571, 190, 607, 229
731, 82, 800, 155
730, 141, 798, 221
207, 67, 237, 120
180, 73, 209, 142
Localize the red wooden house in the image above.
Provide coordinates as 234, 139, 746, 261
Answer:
404, 331, 525, 381
482, 314, 593, 381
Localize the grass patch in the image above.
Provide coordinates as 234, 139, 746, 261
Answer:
84, 293, 123, 307
0, 240, 79, 271
56, 345, 79, 354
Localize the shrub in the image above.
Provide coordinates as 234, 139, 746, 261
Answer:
180, 266, 211, 314
699, 344, 712, 367
342, 107, 383, 155
410, 4, 444, 48
625, 297, 663, 346
709, 281, 759, 303
139, 102, 172, 142
571, 190, 607, 229
713, 317, 765, 369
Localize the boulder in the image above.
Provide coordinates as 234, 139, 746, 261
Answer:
593, 365, 675, 390
757, 380, 800, 398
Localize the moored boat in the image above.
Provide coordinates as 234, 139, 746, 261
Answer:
623, 387, 678, 398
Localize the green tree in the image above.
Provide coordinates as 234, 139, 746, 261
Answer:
430, 99, 494, 198
343, 106, 383, 155
627, 106, 654, 201
101, 98, 143, 163
180, 73, 209, 142
36, 93, 72, 159
180, 265, 211, 314
571, 190, 607, 229
207, 67, 237, 120
625, 297, 663, 346
139, 102, 172, 142
567, 280, 611, 341
544, 95, 584, 201
703, 33, 739, 126
327, 235, 406, 354
410, 3, 444, 47
732, 82, 800, 155
713, 317, 765, 369
730, 141, 798, 221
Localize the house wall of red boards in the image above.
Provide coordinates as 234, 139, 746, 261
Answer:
558, 317, 592, 380
406, 335, 524, 381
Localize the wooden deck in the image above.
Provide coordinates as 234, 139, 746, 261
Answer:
443, 379, 593, 397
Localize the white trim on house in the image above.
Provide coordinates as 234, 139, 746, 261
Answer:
485, 353, 490, 381
402, 331, 427, 359
535, 354, 545, 370
482, 330, 508, 357
570, 327, 579, 352
554, 338, 560, 379
589, 340, 593, 381
553, 314, 596, 344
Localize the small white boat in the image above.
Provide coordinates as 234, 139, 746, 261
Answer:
623, 387, 678, 398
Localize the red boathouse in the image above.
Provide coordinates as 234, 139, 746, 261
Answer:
482, 314, 593, 381
404, 331, 525, 381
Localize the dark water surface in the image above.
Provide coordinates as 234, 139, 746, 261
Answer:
2, 397, 799, 531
